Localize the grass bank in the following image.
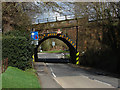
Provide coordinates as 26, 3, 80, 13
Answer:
2, 66, 41, 88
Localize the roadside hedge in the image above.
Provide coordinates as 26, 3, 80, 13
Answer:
2, 30, 34, 70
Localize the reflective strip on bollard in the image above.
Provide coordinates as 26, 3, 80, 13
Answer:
32, 55, 35, 62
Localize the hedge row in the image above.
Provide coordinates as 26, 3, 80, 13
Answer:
80, 48, 119, 73
2, 31, 34, 70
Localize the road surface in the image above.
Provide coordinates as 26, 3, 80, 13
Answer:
35, 53, 119, 88
37, 53, 70, 63
38, 53, 69, 59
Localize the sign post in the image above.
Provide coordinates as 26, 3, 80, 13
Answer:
52, 41, 55, 48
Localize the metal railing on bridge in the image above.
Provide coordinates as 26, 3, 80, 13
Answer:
33, 14, 82, 24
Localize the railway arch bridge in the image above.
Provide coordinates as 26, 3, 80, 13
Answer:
34, 31, 79, 64
31, 16, 88, 64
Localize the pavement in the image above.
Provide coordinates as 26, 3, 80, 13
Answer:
34, 62, 62, 88
34, 53, 119, 88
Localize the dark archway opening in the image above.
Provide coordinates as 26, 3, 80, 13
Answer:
34, 35, 77, 64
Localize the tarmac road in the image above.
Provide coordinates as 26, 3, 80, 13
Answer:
35, 53, 119, 88
46, 63, 119, 88
37, 53, 70, 63
38, 53, 69, 59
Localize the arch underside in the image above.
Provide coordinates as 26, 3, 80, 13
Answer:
34, 33, 77, 64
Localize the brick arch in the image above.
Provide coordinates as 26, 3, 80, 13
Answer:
34, 32, 77, 64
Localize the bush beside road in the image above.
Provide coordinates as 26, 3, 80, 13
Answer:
2, 30, 34, 70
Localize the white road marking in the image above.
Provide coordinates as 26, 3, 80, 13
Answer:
81, 75, 113, 87
53, 77, 63, 87
46, 63, 48, 65
56, 55, 60, 58
81, 75, 89, 79
38, 53, 48, 54
94, 80, 113, 87
46, 63, 62, 87
50, 67, 53, 72
52, 72, 56, 77
49, 64, 56, 78
44, 63, 114, 88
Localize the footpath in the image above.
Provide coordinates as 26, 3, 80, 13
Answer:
34, 62, 62, 88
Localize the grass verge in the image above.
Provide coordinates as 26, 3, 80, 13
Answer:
2, 66, 41, 88
65, 54, 70, 58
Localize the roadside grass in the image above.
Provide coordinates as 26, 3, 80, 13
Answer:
2, 66, 41, 88
0, 74, 1, 90
65, 54, 70, 58
0, 33, 1, 39
39, 50, 69, 53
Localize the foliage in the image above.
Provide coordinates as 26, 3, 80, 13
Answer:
80, 47, 119, 73
2, 2, 72, 33
2, 2, 31, 33
73, 2, 119, 21
2, 30, 34, 70
40, 39, 52, 51
77, 22, 120, 74
40, 38, 68, 51
2, 66, 41, 88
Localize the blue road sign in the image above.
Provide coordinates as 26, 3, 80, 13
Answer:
31, 31, 38, 40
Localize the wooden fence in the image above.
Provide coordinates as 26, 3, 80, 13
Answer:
2, 58, 8, 73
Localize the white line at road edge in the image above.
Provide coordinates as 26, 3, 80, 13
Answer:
94, 80, 114, 87
53, 77, 63, 88
45, 63, 114, 88
81, 75, 114, 87
46, 63, 62, 87
46, 63, 56, 78
52, 72, 56, 77
50, 67, 56, 77
50, 67, 53, 72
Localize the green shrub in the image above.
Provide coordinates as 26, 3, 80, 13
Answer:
80, 48, 118, 73
2, 30, 34, 70
41, 39, 52, 51
40, 38, 69, 51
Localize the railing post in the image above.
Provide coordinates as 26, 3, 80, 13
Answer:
5, 58, 8, 70
1, 58, 8, 73
4, 59, 5, 72
65, 15, 67, 20
47, 18, 49, 22
2, 60, 3, 73
56, 16, 57, 21
38, 19, 39, 24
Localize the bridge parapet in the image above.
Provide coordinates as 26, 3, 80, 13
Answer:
32, 17, 88, 30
